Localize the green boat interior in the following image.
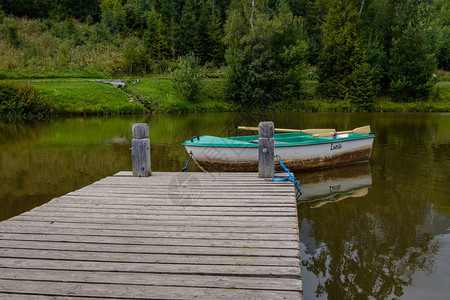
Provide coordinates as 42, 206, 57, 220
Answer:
184, 132, 376, 148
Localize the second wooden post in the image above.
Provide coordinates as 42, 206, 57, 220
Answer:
258, 121, 274, 178
132, 123, 151, 177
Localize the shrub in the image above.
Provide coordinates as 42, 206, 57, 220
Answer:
0, 9, 5, 24
389, 78, 434, 102
170, 53, 204, 102
0, 81, 55, 118
123, 37, 150, 74
5, 24, 21, 46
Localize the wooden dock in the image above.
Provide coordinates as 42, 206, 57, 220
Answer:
0, 171, 302, 299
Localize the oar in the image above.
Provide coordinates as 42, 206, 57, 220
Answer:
238, 126, 336, 135
311, 125, 371, 137
311, 188, 369, 208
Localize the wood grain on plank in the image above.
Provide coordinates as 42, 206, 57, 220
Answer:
0, 226, 299, 241
0, 268, 302, 291
0, 279, 302, 300
0, 257, 301, 277
0, 240, 300, 257
0, 220, 298, 234
0, 171, 303, 299
0, 249, 300, 266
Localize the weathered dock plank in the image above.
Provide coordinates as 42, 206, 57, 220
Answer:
0, 172, 303, 299
0, 280, 302, 300
0, 268, 302, 291
0, 240, 300, 257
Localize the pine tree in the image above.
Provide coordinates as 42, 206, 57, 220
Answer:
347, 62, 378, 111
124, 0, 154, 30
143, 9, 169, 60
205, 8, 224, 63
317, 0, 363, 99
304, 0, 323, 65
167, 18, 180, 59
179, 0, 197, 56
194, 0, 211, 62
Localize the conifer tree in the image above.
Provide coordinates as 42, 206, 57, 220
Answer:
143, 9, 169, 60
317, 0, 362, 99
179, 0, 197, 56
167, 17, 180, 59
347, 61, 378, 111
205, 7, 224, 63
194, 0, 209, 61
124, 0, 154, 30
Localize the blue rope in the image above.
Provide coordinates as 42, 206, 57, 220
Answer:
269, 156, 302, 199
181, 152, 193, 172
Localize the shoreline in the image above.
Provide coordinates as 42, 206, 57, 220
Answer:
1, 76, 450, 119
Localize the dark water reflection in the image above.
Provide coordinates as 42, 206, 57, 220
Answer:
0, 112, 449, 299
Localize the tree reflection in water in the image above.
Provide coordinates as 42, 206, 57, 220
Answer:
297, 162, 443, 299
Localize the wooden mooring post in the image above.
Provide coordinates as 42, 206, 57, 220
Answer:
131, 123, 151, 177
258, 121, 275, 178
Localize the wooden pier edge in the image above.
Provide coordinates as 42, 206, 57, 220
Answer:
0, 171, 303, 299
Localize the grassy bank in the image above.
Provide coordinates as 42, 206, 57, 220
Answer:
1, 77, 235, 118
1, 80, 145, 118
126, 77, 450, 113
124, 76, 237, 113
2, 76, 450, 118
33, 80, 145, 115
124, 76, 450, 113
267, 82, 450, 113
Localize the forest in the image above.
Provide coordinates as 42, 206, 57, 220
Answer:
0, 0, 449, 112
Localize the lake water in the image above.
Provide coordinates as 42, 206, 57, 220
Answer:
1, 112, 449, 299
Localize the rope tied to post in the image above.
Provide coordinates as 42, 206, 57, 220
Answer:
181, 151, 193, 172
268, 155, 302, 199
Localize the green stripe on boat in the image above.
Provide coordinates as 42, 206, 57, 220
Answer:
183, 132, 376, 147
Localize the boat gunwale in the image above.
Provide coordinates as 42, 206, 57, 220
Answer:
183, 135, 375, 148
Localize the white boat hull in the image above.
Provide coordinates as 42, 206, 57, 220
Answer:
185, 137, 374, 172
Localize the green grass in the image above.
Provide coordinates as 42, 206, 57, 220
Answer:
124, 76, 237, 113
434, 83, 450, 100
32, 80, 145, 115
93, 76, 450, 114
266, 81, 450, 112
3, 76, 449, 119
437, 70, 450, 82
0, 68, 108, 80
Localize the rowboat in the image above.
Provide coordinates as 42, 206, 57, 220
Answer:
183, 126, 375, 172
